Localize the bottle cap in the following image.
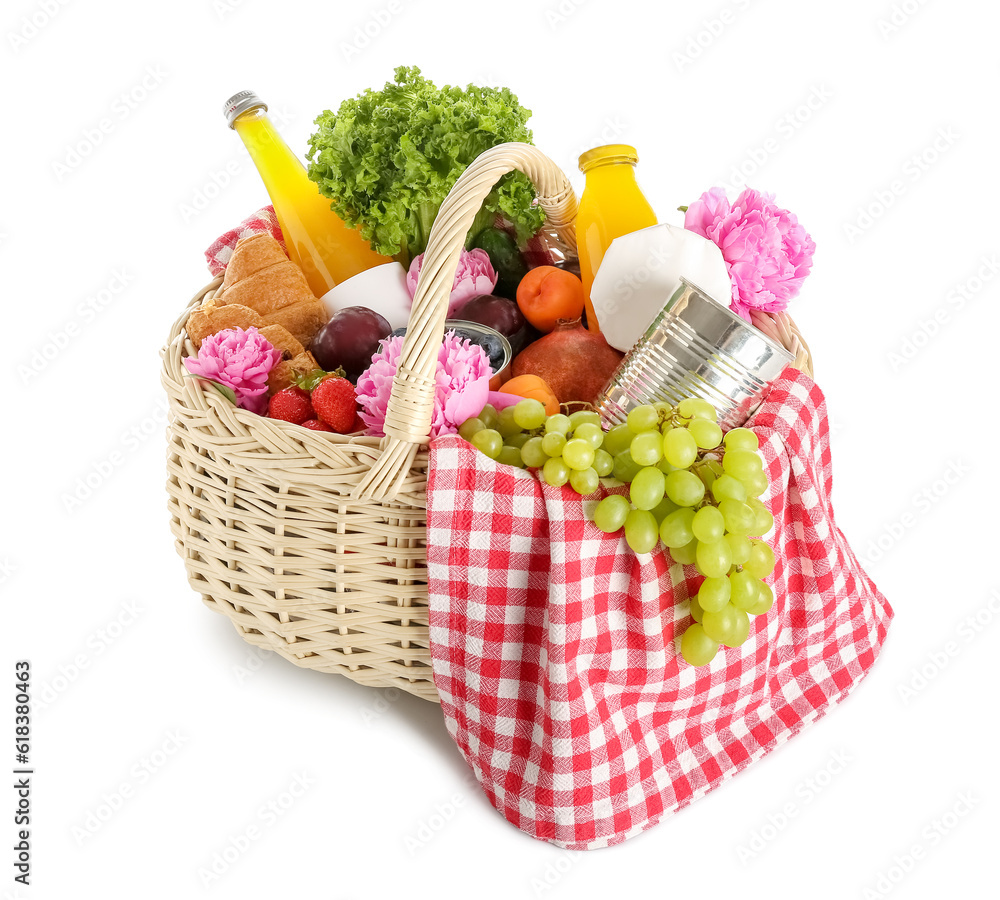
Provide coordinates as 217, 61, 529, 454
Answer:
579, 144, 639, 173
223, 90, 267, 128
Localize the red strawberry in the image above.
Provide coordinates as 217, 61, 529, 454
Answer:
350, 413, 366, 433
268, 386, 314, 424
310, 376, 357, 433
301, 418, 333, 432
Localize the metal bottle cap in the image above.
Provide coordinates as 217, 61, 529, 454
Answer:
579, 144, 639, 173
223, 90, 266, 128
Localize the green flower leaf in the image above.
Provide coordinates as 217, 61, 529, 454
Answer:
210, 382, 238, 405
184, 373, 237, 405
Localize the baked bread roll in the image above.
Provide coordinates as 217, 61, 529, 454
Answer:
216, 234, 327, 346
186, 300, 263, 348
260, 300, 326, 345
186, 232, 328, 351
220, 232, 288, 289
258, 325, 319, 395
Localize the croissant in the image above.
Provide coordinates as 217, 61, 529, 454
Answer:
214, 233, 327, 346
185, 233, 327, 394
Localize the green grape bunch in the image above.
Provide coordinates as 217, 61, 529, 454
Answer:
458, 397, 777, 668
459, 399, 612, 494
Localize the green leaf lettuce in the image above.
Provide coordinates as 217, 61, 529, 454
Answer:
306, 66, 545, 264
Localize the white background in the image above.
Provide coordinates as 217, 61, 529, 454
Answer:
4, 0, 997, 897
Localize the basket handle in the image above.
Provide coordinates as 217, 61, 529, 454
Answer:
353, 142, 578, 501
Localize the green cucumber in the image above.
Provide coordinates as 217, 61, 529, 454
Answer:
471, 227, 529, 302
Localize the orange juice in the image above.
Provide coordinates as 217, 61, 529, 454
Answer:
576, 144, 657, 333
225, 91, 393, 297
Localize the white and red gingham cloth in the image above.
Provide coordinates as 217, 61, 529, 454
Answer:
204, 206, 287, 277
426, 367, 893, 850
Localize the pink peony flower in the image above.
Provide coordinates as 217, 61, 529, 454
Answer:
406, 248, 498, 319
684, 187, 815, 321
184, 326, 281, 415
356, 332, 492, 438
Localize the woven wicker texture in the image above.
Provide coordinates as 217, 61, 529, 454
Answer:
163, 142, 812, 702
163, 145, 577, 701
164, 279, 439, 697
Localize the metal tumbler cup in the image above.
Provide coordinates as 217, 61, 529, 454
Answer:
595, 279, 794, 430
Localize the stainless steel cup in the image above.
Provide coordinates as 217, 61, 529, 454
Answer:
595, 278, 794, 430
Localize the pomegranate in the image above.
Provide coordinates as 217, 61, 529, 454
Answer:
511, 317, 623, 405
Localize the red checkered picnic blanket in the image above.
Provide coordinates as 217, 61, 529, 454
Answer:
204, 206, 287, 276
426, 367, 893, 850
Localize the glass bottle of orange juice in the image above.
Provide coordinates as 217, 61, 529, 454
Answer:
576, 144, 658, 334
224, 91, 394, 297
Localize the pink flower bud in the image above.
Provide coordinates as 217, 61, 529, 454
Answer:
356, 332, 493, 438
684, 188, 815, 321
406, 248, 499, 318
183, 327, 282, 415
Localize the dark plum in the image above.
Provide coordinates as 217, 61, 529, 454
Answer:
310, 306, 391, 381
452, 294, 531, 354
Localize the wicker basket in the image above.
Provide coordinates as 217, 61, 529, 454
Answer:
163, 142, 813, 703
163, 144, 579, 702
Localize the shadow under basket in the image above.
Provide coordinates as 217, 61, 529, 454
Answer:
163, 280, 437, 701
